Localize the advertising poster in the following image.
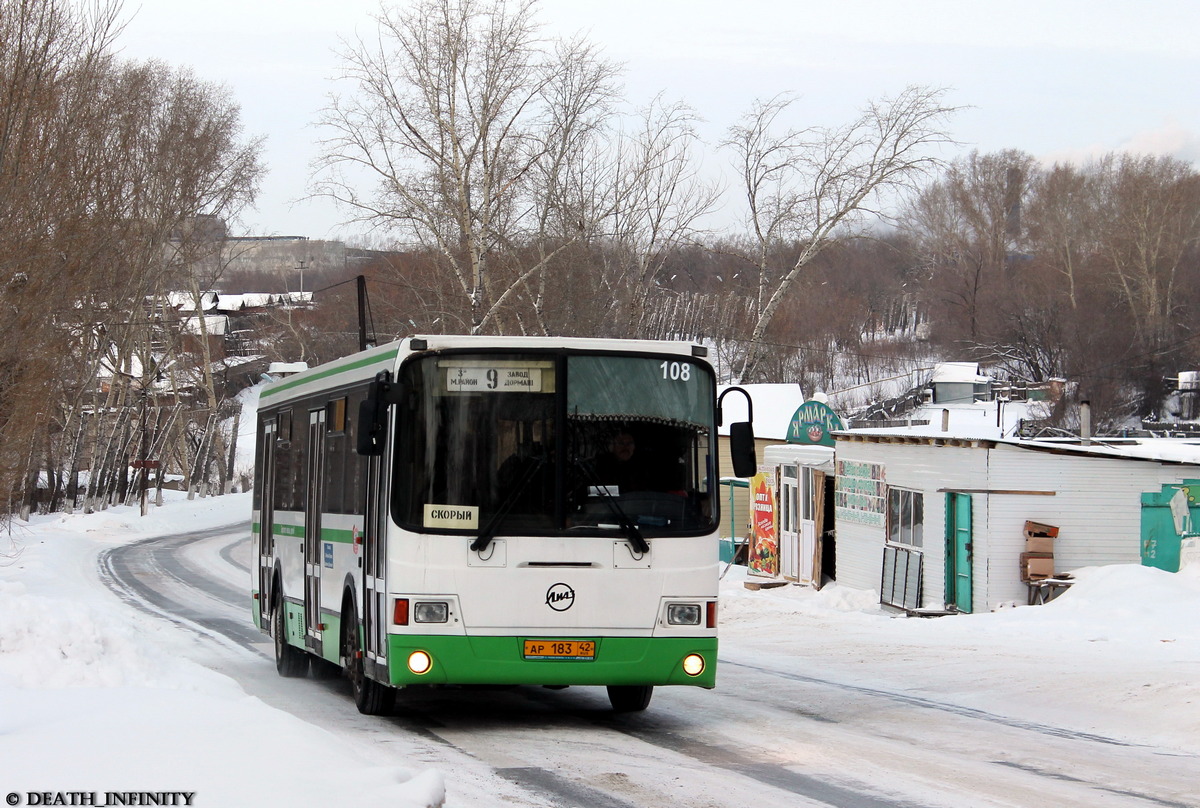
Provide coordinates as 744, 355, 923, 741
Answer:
834, 459, 886, 527
749, 472, 779, 577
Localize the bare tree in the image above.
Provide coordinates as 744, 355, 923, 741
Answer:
1024, 162, 1097, 310
903, 149, 1038, 341
723, 86, 957, 380
1090, 154, 1200, 350
599, 96, 721, 337
0, 0, 263, 516
316, 0, 622, 335
1, 0, 124, 514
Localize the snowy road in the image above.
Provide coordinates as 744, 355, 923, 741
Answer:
99, 522, 1198, 808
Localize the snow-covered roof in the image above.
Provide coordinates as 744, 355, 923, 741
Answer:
931, 361, 991, 384
1003, 436, 1200, 466
840, 407, 1200, 466
762, 442, 835, 470
845, 399, 1033, 441
181, 315, 228, 336
215, 293, 277, 311
267, 361, 309, 376
166, 291, 218, 312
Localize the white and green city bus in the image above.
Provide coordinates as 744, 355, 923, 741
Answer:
251, 335, 753, 713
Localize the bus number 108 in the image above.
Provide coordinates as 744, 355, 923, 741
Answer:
660, 361, 691, 382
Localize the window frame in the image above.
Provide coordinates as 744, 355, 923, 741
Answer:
886, 486, 924, 548
390, 348, 717, 538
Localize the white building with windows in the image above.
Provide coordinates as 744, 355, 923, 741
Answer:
832, 427, 1200, 613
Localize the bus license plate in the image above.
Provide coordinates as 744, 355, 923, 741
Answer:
523, 639, 596, 660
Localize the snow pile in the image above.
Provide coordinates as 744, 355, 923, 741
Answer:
0, 493, 445, 808
0, 581, 176, 689
720, 563, 1200, 751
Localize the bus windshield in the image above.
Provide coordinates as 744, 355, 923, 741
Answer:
393, 351, 716, 538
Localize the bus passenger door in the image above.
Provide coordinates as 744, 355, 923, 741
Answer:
305, 409, 326, 649
362, 450, 388, 669
257, 419, 277, 628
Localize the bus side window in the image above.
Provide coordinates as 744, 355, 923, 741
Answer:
324, 398, 348, 514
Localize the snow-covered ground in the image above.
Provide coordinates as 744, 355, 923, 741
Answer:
1, 492, 1198, 806
0, 493, 444, 808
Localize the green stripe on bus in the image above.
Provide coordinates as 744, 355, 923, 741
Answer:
260, 347, 400, 400
265, 523, 358, 543
322, 527, 356, 544
384, 635, 717, 689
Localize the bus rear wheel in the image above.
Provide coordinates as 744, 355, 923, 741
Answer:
272, 594, 309, 678
607, 685, 653, 712
341, 601, 395, 716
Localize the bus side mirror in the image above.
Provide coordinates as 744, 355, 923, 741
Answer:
718, 386, 757, 478
356, 372, 398, 456
729, 421, 757, 478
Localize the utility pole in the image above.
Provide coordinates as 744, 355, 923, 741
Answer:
139, 386, 149, 516
357, 274, 372, 352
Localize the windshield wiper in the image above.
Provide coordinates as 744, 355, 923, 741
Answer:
471, 456, 546, 553
572, 458, 650, 554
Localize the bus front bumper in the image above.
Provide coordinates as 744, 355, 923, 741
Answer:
385, 635, 717, 689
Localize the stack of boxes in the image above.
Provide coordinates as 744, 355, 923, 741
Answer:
1020, 520, 1058, 581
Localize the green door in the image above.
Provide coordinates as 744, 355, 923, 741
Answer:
945, 493, 973, 613
1140, 481, 1200, 572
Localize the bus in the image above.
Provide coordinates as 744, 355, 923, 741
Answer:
250, 335, 752, 714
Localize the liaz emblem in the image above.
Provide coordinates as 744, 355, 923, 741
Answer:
545, 582, 575, 611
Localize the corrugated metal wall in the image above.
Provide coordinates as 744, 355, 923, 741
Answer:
833, 440, 989, 610
984, 446, 1200, 606
834, 438, 1200, 612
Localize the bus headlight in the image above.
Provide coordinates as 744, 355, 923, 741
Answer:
667, 603, 701, 625
682, 654, 705, 677
408, 650, 433, 675
414, 601, 449, 623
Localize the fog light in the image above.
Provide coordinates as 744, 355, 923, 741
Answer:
667, 604, 701, 625
682, 653, 705, 677
407, 650, 432, 675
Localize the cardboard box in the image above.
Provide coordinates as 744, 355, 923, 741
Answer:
1025, 535, 1055, 554
1024, 520, 1059, 538
1024, 555, 1055, 579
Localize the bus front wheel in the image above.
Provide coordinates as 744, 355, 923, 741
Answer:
341, 600, 395, 716
607, 685, 653, 712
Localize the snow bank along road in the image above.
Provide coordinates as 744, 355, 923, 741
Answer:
99, 522, 1197, 808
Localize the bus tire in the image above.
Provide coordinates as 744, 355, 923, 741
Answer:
272, 594, 309, 678
341, 600, 395, 716
607, 685, 653, 712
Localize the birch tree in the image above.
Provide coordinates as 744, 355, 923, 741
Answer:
723, 86, 956, 380
600, 97, 721, 337
316, 0, 621, 334
0, 0, 263, 516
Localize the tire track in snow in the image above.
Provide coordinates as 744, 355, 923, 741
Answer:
721, 657, 1167, 749
99, 522, 263, 649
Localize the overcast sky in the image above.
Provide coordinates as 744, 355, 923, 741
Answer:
118, 0, 1200, 241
